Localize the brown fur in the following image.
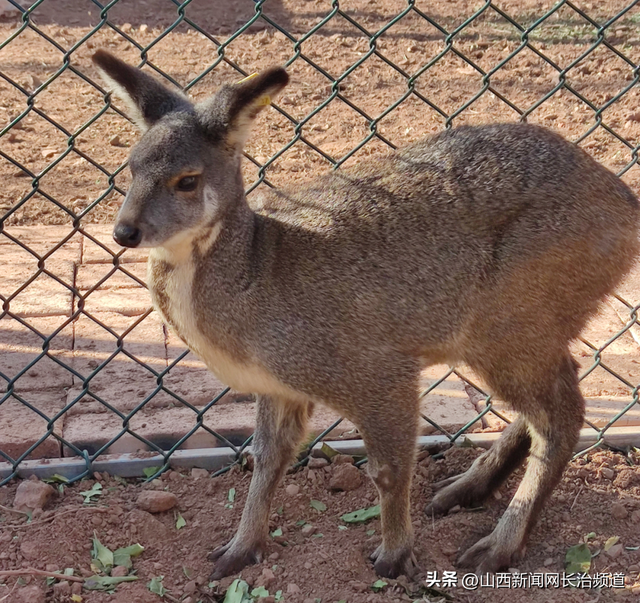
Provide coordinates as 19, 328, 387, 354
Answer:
93, 51, 640, 580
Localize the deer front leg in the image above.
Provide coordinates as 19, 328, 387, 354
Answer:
353, 379, 420, 579
209, 395, 312, 579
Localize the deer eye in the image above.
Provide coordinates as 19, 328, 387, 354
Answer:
176, 175, 199, 192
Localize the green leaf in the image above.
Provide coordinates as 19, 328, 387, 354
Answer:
604, 536, 619, 551
276, 506, 284, 515
143, 466, 162, 479
80, 483, 102, 503
585, 532, 596, 541
371, 579, 388, 592
251, 586, 270, 597
63, 568, 75, 576
366, 529, 376, 536
114, 544, 144, 558
295, 520, 307, 527
270, 528, 283, 538
341, 505, 380, 523
91, 533, 114, 571
176, 513, 186, 530
312, 533, 324, 538
223, 579, 251, 603
84, 575, 138, 591
338, 525, 347, 531
565, 543, 592, 573
274, 591, 283, 602
46, 576, 56, 586
43, 474, 70, 484
310, 500, 326, 512
148, 576, 167, 596
320, 443, 339, 459
228, 488, 236, 503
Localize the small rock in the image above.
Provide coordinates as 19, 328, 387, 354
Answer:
606, 543, 624, 559
20, 539, 39, 560
308, 457, 329, 469
601, 467, 615, 480
191, 468, 209, 480
611, 502, 628, 520
41, 147, 57, 159
183, 580, 198, 595
53, 580, 71, 597
332, 454, 354, 465
285, 484, 300, 496
72, 581, 83, 596
258, 568, 275, 588
109, 134, 126, 147
301, 524, 316, 536
287, 583, 301, 594
268, 551, 279, 561
329, 464, 363, 491
16, 585, 45, 603
136, 491, 178, 513
13, 480, 55, 511
111, 566, 129, 577
543, 557, 554, 566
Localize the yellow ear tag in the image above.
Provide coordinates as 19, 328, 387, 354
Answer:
236, 72, 258, 84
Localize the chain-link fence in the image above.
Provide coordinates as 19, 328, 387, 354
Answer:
1, 0, 640, 485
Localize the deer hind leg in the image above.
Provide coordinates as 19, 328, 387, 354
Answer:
209, 395, 312, 579
425, 415, 531, 516
458, 353, 583, 572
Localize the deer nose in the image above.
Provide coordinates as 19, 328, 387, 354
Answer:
113, 224, 142, 248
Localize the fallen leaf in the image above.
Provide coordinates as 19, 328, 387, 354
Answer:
341, 505, 380, 523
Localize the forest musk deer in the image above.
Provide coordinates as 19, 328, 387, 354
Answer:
92, 50, 639, 580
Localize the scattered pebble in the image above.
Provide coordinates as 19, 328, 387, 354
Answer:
308, 457, 329, 469
287, 583, 301, 594
183, 579, 198, 595
52, 581, 71, 597
258, 568, 276, 588
16, 585, 45, 603
191, 468, 210, 480
13, 480, 55, 511
601, 467, 615, 480
111, 566, 129, 577
285, 484, 300, 496
329, 464, 363, 491
605, 543, 624, 559
332, 454, 355, 465
611, 502, 628, 520
543, 557, 554, 566
109, 134, 125, 147
136, 490, 178, 513
301, 524, 316, 536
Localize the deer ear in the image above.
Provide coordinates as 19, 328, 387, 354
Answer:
92, 50, 192, 131
198, 67, 289, 148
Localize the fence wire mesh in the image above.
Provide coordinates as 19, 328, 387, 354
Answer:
1, 0, 640, 485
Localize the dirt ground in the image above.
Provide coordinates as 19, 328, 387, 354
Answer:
1, 447, 640, 603
1, 0, 640, 226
